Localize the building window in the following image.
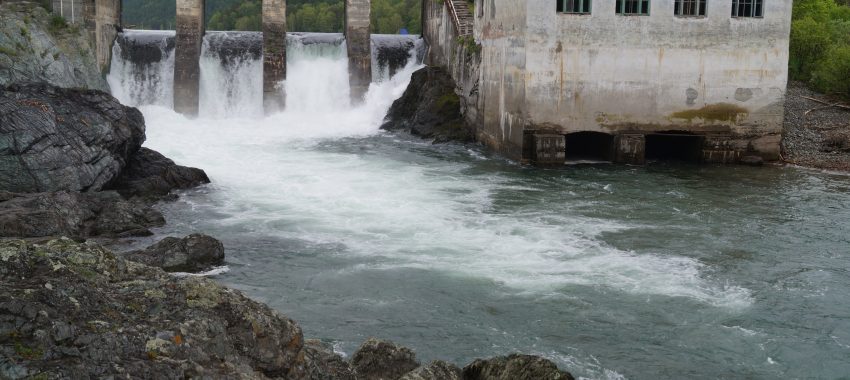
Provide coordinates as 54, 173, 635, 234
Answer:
617, 0, 650, 15
732, 0, 763, 17
558, 0, 592, 14
675, 0, 706, 16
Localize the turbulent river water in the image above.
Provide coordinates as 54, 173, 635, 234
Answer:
108, 30, 850, 379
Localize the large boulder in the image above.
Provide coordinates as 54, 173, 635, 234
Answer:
0, 190, 164, 238
0, 2, 108, 91
462, 354, 575, 380
0, 238, 309, 379
0, 83, 145, 193
108, 147, 210, 199
352, 338, 420, 380
381, 67, 474, 143
125, 234, 225, 273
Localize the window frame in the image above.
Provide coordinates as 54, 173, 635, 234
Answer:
731, 0, 764, 18
616, 0, 651, 16
557, 0, 593, 15
674, 0, 707, 17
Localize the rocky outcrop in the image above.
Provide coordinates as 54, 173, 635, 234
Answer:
125, 234, 225, 273
462, 354, 575, 380
0, 238, 310, 379
0, 83, 145, 193
108, 147, 210, 200
0, 2, 108, 91
0, 190, 164, 238
352, 338, 420, 380
381, 66, 474, 143
0, 239, 576, 380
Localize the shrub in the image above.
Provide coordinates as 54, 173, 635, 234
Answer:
810, 45, 850, 97
49, 15, 68, 33
790, 17, 833, 81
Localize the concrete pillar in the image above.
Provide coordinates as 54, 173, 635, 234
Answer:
262, 0, 286, 113
345, 0, 371, 104
94, 0, 120, 74
614, 134, 646, 165
174, 0, 204, 116
531, 134, 566, 166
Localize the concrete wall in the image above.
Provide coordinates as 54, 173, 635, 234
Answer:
94, 0, 119, 74
474, 0, 529, 161
174, 0, 204, 116
263, 0, 286, 113
470, 0, 792, 162
345, 0, 371, 103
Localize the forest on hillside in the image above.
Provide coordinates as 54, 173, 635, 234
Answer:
121, 0, 421, 34
791, 0, 850, 99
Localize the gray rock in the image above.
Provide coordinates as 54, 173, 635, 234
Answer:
462, 354, 575, 380
108, 147, 210, 200
381, 67, 474, 144
0, 238, 308, 379
399, 361, 462, 380
352, 338, 420, 380
0, 83, 145, 193
288, 340, 356, 380
125, 234, 225, 273
0, 190, 164, 238
0, 2, 108, 91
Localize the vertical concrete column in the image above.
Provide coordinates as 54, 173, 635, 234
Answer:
262, 0, 286, 113
614, 134, 646, 165
345, 0, 371, 104
94, 0, 120, 74
174, 0, 205, 116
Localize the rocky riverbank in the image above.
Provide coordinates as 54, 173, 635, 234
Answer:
782, 82, 850, 172
0, 238, 575, 379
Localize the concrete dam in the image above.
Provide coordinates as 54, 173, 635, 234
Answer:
108, 30, 425, 113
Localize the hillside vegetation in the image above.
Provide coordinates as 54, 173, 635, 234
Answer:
791, 0, 850, 99
121, 0, 421, 34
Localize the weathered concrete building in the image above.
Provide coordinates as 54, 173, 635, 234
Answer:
425, 0, 793, 165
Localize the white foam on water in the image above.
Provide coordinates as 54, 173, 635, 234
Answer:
171, 266, 231, 278
117, 32, 751, 310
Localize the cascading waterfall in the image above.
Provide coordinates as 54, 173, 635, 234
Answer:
199, 31, 264, 117
107, 30, 175, 108
107, 30, 427, 116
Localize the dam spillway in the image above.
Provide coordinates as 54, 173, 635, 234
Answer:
107, 30, 425, 115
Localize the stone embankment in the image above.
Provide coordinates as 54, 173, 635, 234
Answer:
782, 82, 850, 172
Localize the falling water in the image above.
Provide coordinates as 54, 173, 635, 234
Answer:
108, 30, 426, 114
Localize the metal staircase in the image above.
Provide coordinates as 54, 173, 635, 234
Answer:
446, 0, 474, 36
